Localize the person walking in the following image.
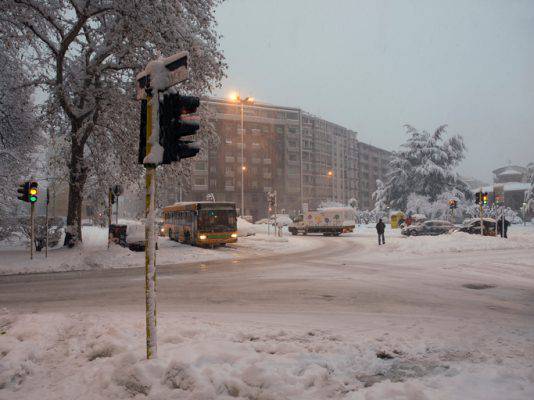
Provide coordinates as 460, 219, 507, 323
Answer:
497, 215, 510, 238
376, 218, 386, 245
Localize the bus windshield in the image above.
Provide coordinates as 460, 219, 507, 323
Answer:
198, 209, 237, 232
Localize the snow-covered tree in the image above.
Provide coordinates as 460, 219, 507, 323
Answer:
372, 179, 387, 213
376, 125, 470, 210
0, 43, 39, 218
0, 0, 226, 246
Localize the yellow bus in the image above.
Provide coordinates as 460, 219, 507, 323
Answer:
162, 202, 238, 247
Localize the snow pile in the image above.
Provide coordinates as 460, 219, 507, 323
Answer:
237, 217, 256, 236
389, 231, 534, 255
0, 311, 532, 400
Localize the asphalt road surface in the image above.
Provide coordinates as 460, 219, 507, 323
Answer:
1, 236, 533, 327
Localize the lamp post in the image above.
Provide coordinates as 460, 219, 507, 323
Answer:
327, 170, 334, 201
230, 93, 254, 217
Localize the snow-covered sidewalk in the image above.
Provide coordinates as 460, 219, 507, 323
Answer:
0, 226, 317, 276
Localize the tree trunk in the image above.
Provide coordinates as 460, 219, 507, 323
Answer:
64, 138, 88, 247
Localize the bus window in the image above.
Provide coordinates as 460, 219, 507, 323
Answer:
198, 209, 237, 232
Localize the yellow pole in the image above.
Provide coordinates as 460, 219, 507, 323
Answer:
144, 95, 158, 359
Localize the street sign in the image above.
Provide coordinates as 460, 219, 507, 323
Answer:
136, 51, 189, 99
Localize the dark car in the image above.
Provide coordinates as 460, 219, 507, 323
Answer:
460, 218, 496, 236
401, 220, 455, 236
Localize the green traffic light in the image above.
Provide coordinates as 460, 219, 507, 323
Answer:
30, 196, 37, 202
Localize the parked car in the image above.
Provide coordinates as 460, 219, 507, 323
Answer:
401, 220, 455, 236
460, 218, 496, 236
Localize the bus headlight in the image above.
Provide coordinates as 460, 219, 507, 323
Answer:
199, 235, 207, 240
231, 233, 238, 238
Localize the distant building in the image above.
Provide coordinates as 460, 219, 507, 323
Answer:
357, 142, 392, 210
181, 97, 391, 220
476, 164, 532, 215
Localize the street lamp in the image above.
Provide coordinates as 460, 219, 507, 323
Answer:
230, 93, 254, 217
327, 170, 334, 201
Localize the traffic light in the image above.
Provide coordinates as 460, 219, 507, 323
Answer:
17, 181, 38, 203
482, 192, 488, 205
28, 182, 38, 203
448, 199, 457, 209
159, 92, 201, 164
138, 93, 201, 165
475, 192, 481, 205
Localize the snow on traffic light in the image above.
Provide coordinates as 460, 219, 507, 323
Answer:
138, 92, 201, 165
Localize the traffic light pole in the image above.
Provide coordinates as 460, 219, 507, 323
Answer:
144, 94, 158, 359
107, 189, 112, 250
45, 188, 49, 258
30, 202, 34, 260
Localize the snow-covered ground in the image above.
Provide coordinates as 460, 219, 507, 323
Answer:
0, 310, 532, 400
349, 223, 534, 255
0, 222, 315, 275
1, 223, 533, 399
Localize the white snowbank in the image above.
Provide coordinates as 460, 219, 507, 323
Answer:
0, 311, 532, 400
387, 230, 534, 255
0, 226, 317, 275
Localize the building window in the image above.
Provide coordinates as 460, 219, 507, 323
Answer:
263, 158, 272, 165
194, 161, 207, 171
225, 156, 235, 163
225, 138, 232, 144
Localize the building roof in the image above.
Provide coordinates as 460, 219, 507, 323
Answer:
492, 165, 526, 176
476, 182, 530, 193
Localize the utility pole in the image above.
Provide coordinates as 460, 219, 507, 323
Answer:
229, 94, 254, 217
239, 100, 246, 217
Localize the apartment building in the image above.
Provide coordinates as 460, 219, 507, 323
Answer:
357, 142, 392, 210
183, 97, 387, 220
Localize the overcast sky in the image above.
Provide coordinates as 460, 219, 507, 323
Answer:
214, 0, 534, 182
